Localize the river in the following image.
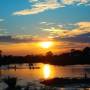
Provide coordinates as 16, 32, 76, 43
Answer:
0, 63, 90, 90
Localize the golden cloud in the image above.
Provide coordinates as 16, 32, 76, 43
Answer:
43, 22, 90, 38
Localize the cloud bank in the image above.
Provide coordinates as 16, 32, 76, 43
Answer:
43, 22, 90, 37
0, 35, 37, 43
0, 21, 90, 43
42, 22, 90, 43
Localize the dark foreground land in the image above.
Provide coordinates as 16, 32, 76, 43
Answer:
0, 47, 90, 66
1, 77, 90, 89
1, 77, 57, 90
41, 77, 90, 88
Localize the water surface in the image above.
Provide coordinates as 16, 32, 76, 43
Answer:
0, 63, 90, 89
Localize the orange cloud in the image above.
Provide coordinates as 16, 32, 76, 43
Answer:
43, 22, 90, 38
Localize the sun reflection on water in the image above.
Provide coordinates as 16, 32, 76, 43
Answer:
43, 64, 51, 79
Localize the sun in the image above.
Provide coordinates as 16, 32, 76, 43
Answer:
40, 41, 53, 48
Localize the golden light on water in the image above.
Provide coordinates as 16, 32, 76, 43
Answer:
40, 41, 53, 48
43, 64, 51, 79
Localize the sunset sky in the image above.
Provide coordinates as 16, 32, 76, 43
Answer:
0, 0, 90, 55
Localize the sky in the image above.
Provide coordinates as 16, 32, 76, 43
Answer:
0, 0, 90, 55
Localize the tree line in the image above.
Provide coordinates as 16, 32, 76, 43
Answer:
0, 47, 90, 66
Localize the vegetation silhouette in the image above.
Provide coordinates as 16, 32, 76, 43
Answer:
0, 47, 90, 66
3, 77, 22, 90
41, 77, 90, 88
2, 77, 57, 90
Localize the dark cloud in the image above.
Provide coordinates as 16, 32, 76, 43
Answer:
0, 35, 34, 43
54, 33, 90, 43
0, 33, 90, 43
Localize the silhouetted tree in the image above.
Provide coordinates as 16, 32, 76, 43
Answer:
83, 47, 90, 56
46, 51, 53, 57
70, 49, 82, 57
0, 50, 2, 57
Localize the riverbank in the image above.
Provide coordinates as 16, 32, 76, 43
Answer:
41, 77, 90, 88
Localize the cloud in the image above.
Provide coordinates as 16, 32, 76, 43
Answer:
0, 34, 40, 43
0, 29, 8, 36
40, 22, 55, 26
42, 22, 90, 43
61, 0, 89, 5
2, 22, 88, 43
0, 18, 7, 36
13, 0, 61, 15
40, 22, 47, 24
43, 22, 90, 37
0, 19, 4, 22
54, 33, 90, 43
29, 0, 38, 2
13, 0, 90, 15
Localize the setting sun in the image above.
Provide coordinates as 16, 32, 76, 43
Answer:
40, 41, 53, 48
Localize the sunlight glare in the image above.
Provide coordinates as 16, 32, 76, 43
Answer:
40, 41, 53, 48
43, 64, 51, 79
